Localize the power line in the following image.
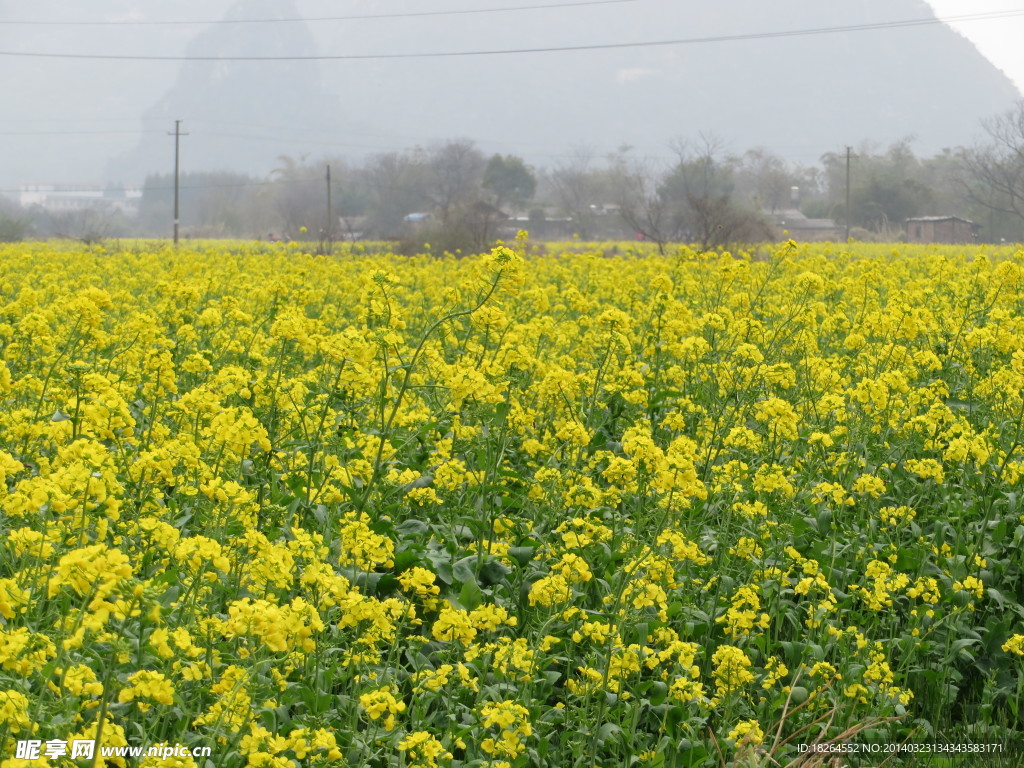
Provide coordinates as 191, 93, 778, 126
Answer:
0, 118, 143, 123
177, 121, 834, 161
201, 130, 384, 149
189, 128, 657, 159
0, 123, 420, 151
0, 120, 673, 157
0, 130, 163, 136
0, 0, 637, 27
0, 9, 1021, 61
0, 177, 325, 196
0, 120, 635, 160
0, 120, 874, 178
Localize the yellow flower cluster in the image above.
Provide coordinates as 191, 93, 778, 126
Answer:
0, 239, 1022, 766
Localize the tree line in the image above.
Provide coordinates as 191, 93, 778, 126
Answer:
6, 102, 1024, 247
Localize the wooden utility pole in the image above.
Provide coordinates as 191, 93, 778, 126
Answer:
844, 146, 852, 241
325, 164, 333, 253
169, 120, 188, 245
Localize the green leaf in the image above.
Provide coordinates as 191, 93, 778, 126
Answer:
665, 706, 685, 739
479, 558, 512, 586
458, 580, 483, 610
375, 574, 398, 597
895, 548, 924, 572
598, 722, 622, 746
508, 546, 535, 566
396, 519, 429, 536
675, 745, 709, 767
816, 508, 833, 531
647, 681, 668, 706
453, 555, 478, 586
425, 550, 454, 584
393, 549, 421, 571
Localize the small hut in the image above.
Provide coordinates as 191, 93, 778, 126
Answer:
905, 216, 980, 244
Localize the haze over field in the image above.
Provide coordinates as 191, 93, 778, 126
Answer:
0, 0, 1021, 188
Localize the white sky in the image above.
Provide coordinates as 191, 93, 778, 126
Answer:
927, 0, 1024, 92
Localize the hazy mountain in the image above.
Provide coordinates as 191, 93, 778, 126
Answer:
106, 0, 350, 182
1, 0, 1020, 188
301, 0, 1021, 162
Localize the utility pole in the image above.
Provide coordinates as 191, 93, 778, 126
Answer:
169, 120, 188, 245
325, 164, 333, 253
844, 146, 852, 241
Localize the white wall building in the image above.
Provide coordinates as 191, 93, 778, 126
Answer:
18, 185, 142, 215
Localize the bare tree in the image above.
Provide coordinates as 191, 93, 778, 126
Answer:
963, 102, 1024, 226
50, 206, 120, 245
610, 154, 685, 253
678, 137, 773, 249
612, 137, 771, 252
548, 148, 604, 239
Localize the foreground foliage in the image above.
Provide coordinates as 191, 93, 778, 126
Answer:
0, 238, 1023, 768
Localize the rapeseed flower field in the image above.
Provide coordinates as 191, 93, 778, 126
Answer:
0, 237, 1022, 767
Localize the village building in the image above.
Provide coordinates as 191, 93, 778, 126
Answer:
905, 216, 980, 244
767, 209, 842, 242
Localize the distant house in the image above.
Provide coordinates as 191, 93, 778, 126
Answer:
766, 209, 842, 242
337, 215, 366, 241
905, 216, 979, 244
19, 184, 142, 215
401, 212, 433, 234
507, 214, 575, 239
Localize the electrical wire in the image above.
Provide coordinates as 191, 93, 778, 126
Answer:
0, 0, 637, 27
0, 130, 163, 136
0, 9, 1022, 61
4, 177, 324, 195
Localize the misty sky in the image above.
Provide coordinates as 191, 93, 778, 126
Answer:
926, 0, 1024, 90
1, 0, 1021, 190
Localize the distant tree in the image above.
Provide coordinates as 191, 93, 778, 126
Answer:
361, 140, 507, 252
413, 140, 517, 253
423, 139, 486, 228
733, 148, 793, 213
362, 151, 431, 237
49, 206, 120, 245
821, 140, 936, 236
0, 199, 31, 242
482, 154, 536, 211
785, 164, 830, 217
270, 155, 325, 239
610, 154, 685, 253
609, 138, 770, 252
548, 149, 609, 239
963, 102, 1024, 238
457, 201, 509, 252
138, 170, 270, 238
265, 156, 369, 248
327, 159, 370, 238
865, 142, 934, 231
